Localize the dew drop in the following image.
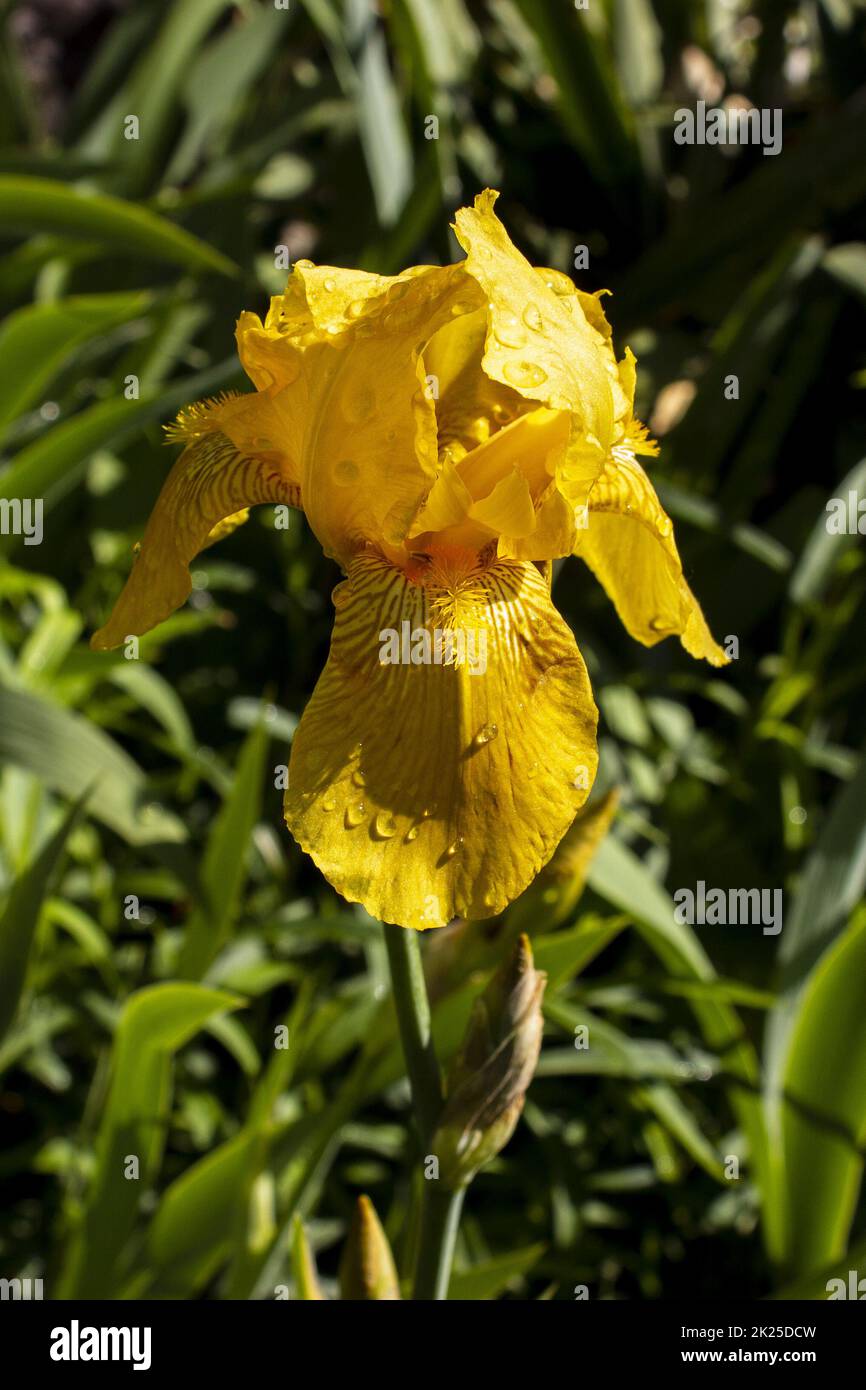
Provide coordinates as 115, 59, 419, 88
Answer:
323, 277, 336, 292
322, 796, 336, 812
352, 769, 366, 788
347, 298, 366, 319
342, 385, 375, 424
334, 459, 359, 486
345, 801, 366, 828
522, 303, 543, 332
527, 761, 539, 779
373, 810, 398, 839
649, 616, 669, 633
503, 360, 548, 390
472, 722, 499, 748
444, 836, 463, 860
495, 314, 526, 349
405, 824, 420, 842
542, 269, 575, 297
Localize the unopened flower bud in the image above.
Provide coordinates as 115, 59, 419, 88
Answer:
432, 934, 546, 1189
338, 1195, 401, 1300
290, 1215, 324, 1300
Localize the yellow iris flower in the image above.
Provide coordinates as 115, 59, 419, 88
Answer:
92, 190, 726, 931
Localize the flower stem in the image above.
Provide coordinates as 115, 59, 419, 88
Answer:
412, 1184, 465, 1301
382, 923, 442, 1142
382, 923, 462, 1299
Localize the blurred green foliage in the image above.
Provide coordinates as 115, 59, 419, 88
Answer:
1, 0, 865, 1300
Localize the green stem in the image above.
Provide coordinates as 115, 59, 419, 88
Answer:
382, 922, 442, 1142
413, 1184, 465, 1301
382, 923, 463, 1300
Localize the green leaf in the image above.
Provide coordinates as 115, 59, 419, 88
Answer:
789, 455, 866, 604
764, 757, 866, 1264
346, 0, 413, 226
533, 918, 626, 990
0, 293, 151, 437
168, 3, 290, 186
823, 242, 866, 304
81, 0, 237, 196
0, 356, 242, 544
0, 175, 236, 275
448, 1243, 545, 1300
179, 717, 270, 979
59, 983, 242, 1298
0, 796, 82, 1042
588, 836, 769, 1193
776, 912, 866, 1274
147, 1129, 259, 1294
0, 680, 186, 849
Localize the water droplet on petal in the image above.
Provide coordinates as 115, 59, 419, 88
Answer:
342, 385, 375, 424
345, 802, 366, 828
503, 360, 548, 390
352, 769, 366, 788
347, 298, 366, 319
495, 314, 526, 349
405, 824, 420, 842
373, 810, 398, 839
322, 796, 336, 812
472, 722, 499, 748
334, 459, 359, 486
542, 269, 575, 297
444, 836, 463, 860
527, 761, 539, 779
523, 303, 543, 332
323, 277, 336, 292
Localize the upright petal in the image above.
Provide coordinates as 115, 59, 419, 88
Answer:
453, 190, 614, 523
284, 551, 598, 929
575, 452, 728, 666
237, 263, 484, 567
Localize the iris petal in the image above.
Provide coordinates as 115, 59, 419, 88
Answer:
91, 394, 300, 650
576, 452, 728, 666
284, 551, 598, 928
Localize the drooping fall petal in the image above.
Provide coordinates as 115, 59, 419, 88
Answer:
91, 393, 300, 651
575, 451, 728, 666
283, 551, 598, 928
